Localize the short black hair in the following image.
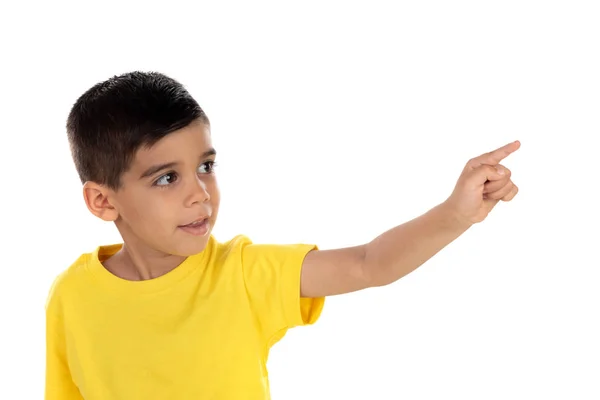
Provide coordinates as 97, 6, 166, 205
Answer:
66, 71, 209, 190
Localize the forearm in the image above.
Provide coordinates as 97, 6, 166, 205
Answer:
363, 202, 471, 287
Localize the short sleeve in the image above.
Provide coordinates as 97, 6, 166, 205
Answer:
240, 238, 325, 347
45, 277, 84, 400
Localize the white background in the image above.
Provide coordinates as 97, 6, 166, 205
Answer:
1, 1, 599, 398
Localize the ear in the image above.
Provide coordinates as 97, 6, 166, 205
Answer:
83, 181, 119, 222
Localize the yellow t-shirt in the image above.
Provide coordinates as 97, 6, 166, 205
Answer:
45, 235, 324, 399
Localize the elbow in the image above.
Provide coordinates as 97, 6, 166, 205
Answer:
360, 244, 388, 288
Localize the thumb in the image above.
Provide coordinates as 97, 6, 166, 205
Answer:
465, 164, 505, 187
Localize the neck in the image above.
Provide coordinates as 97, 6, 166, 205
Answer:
104, 241, 187, 281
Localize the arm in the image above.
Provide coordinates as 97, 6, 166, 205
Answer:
301, 141, 520, 298
45, 277, 84, 400
45, 314, 84, 400
363, 202, 470, 287
300, 203, 468, 296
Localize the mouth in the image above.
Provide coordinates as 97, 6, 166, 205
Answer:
178, 217, 210, 236
180, 217, 208, 227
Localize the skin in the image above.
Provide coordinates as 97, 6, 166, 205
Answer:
83, 120, 220, 280
84, 123, 520, 298
299, 141, 520, 297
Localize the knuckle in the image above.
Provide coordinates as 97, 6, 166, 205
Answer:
486, 165, 498, 174
503, 185, 518, 201
491, 191, 504, 200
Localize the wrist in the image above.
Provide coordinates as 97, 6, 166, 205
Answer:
436, 201, 473, 232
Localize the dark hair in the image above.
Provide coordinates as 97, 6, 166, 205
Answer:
66, 71, 209, 190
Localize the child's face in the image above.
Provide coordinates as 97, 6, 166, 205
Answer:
108, 121, 220, 256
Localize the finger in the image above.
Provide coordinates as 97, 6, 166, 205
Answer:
468, 140, 520, 168
486, 181, 515, 200
501, 184, 519, 201
484, 177, 511, 194
483, 166, 511, 193
465, 164, 505, 188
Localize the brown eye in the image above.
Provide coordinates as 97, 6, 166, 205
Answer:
198, 161, 216, 174
155, 172, 178, 186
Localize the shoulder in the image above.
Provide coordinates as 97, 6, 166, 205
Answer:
45, 251, 94, 317
208, 234, 317, 276
213, 234, 316, 263
214, 234, 253, 253
201, 234, 251, 266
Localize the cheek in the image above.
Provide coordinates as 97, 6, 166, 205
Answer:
121, 192, 173, 226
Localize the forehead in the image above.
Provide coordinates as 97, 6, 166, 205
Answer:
133, 122, 213, 167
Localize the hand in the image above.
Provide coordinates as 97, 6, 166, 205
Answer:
443, 141, 520, 226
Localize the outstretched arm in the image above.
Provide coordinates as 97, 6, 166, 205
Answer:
300, 141, 520, 298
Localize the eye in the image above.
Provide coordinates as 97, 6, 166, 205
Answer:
198, 161, 216, 174
155, 172, 178, 186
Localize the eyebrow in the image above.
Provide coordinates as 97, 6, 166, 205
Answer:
139, 148, 217, 179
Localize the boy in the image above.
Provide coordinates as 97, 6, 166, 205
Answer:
45, 71, 519, 399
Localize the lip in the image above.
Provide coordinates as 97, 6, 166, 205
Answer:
179, 216, 210, 227
178, 217, 210, 236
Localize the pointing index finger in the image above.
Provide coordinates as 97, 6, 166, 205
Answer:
470, 140, 520, 167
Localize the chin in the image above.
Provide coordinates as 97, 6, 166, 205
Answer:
171, 234, 212, 257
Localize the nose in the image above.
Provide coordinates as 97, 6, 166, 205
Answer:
185, 176, 210, 207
